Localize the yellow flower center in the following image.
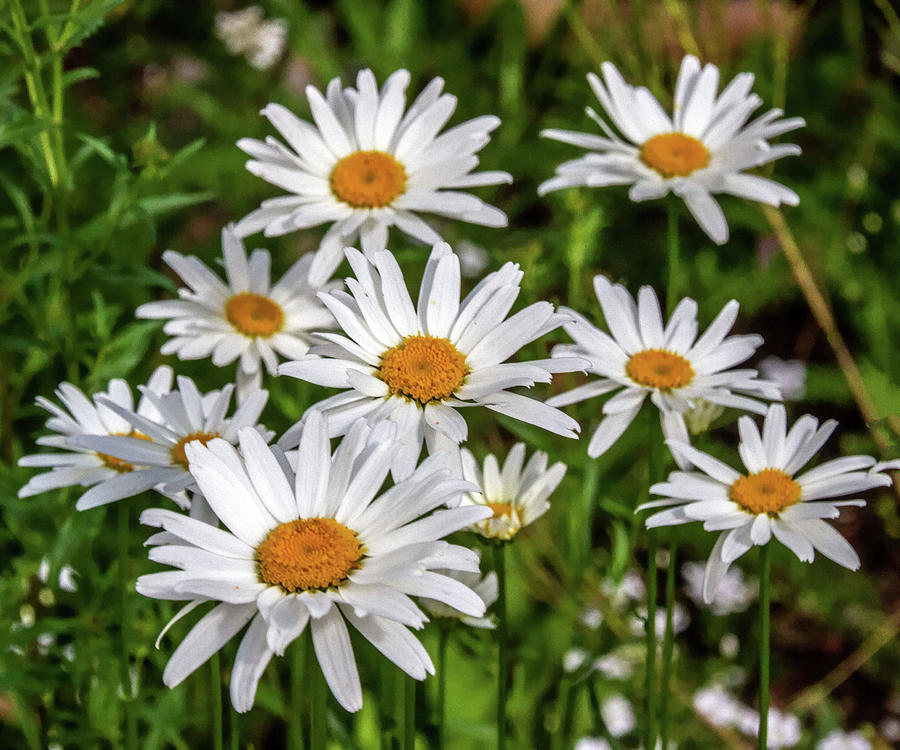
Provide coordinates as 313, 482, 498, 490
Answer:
98, 431, 152, 473
729, 468, 802, 516
225, 293, 285, 338
474, 502, 522, 541
170, 432, 220, 469
330, 150, 407, 208
640, 133, 710, 178
256, 518, 363, 592
487, 502, 515, 519
625, 349, 694, 390
378, 335, 469, 404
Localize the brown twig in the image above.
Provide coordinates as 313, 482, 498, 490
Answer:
763, 205, 900, 457
787, 609, 900, 714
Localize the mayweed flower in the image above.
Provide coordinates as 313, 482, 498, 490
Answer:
279, 243, 583, 479
19, 366, 173, 503
459, 442, 566, 540
547, 275, 781, 464
215, 6, 287, 71
137, 413, 491, 713
640, 404, 892, 602
235, 69, 512, 284
420, 551, 498, 629
136, 225, 335, 400
72, 377, 270, 510
540, 55, 804, 244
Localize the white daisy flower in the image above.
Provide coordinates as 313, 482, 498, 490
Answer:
19, 366, 173, 501
278, 242, 583, 480
136, 225, 335, 401
71, 376, 270, 510
459, 442, 566, 541
639, 404, 892, 602
546, 275, 781, 463
539, 55, 805, 244
235, 68, 512, 284
420, 550, 498, 629
137, 412, 491, 713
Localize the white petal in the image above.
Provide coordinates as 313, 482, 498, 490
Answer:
230, 612, 274, 713
163, 603, 256, 687
311, 607, 363, 712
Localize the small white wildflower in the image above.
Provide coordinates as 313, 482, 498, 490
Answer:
215, 6, 287, 71
455, 240, 490, 277
816, 729, 871, 750
593, 653, 633, 680
601, 694, 636, 737
683, 561, 755, 616
563, 648, 588, 673
693, 684, 740, 727
758, 357, 806, 401
575, 739, 612, 750
579, 607, 604, 629
719, 633, 740, 658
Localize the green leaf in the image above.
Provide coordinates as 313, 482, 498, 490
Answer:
89, 321, 158, 386
135, 191, 215, 217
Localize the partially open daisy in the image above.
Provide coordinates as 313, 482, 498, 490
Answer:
420, 551, 498, 629
235, 68, 512, 284
539, 55, 805, 244
136, 225, 335, 401
278, 242, 583, 479
72, 376, 270, 510
137, 412, 491, 713
19, 366, 173, 501
639, 404, 892, 602
459, 442, 566, 541
546, 275, 781, 463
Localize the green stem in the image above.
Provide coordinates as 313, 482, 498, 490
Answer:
117, 503, 137, 750
644, 530, 658, 750
230, 709, 239, 750
438, 628, 449, 749
290, 638, 306, 750
758, 544, 771, 750
404, 676, 416, 750
310, 641, 326, 750
666, 200, 680, 315
211, 654, 223, 750
494, 544, 508, 750
644, 417, 661, 750
659, 534, 678, 750
380, 660, 394, 749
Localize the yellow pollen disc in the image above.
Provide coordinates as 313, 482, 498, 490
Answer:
626, 349, 694, 390
378, 335, 469, 404
171, 431, 220, 469
640, 133, 710, 178
330, 150, 407, 208
729, 468, 802, 516
487, 502, 516, 519
225, 293, 284, 338
98, 431, 152, 473
256, 518, 363, 592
